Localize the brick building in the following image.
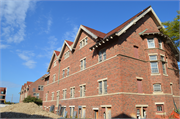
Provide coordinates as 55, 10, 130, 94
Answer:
19, 75, 47, 103
0, 87, 7, 104
19, 81, 32, 102
42, 6, 180, 118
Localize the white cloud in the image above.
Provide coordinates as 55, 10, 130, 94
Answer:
63, 25, 78, 41
0, 0, 36, 43
45, 17, 52, 33
0, 44, 9, 49
17, 50, 36, 69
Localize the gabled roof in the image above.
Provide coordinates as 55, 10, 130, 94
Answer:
57, 40, 73, 60
82, 25, 106, 39
89, 6, 164, 50
47, 50, 60, 72
104, 6, 152, 39
71, 25, 106, 50
21, 81, 32, 89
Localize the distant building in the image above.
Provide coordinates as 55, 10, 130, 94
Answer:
0, 87, 7, 104
19, 81, 32, 103
19, 74, 48, 103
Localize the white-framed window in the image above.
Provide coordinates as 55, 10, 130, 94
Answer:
70, 107, 74, 118
80, 37, 88, 48
38, 85, 43, 90
67, 67, 70, 76
149, 55, 159, 73
161, 55, 166, 74
153, 84, 161, 92
54, 60, 57, 67
45, 93, 48, 101
33, 93, 39, 99
99, 49, 106, 62
98, 80, 107, 94
53, 74, 56, 82
147, 38, 155, 48
158, 39, 162, 49
51, 92, 54, 100
63, 70, 65, 78
80, 84, 86, 97
63, 89, 67, 99
56, 91, 60, 106
64, 51, 70, 59
80, 58, 86, 70
70, 87, 75, 98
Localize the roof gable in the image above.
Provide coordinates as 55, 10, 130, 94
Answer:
47, 50, 60, 72
57, 40, 73, 60
71, 25, 106, 50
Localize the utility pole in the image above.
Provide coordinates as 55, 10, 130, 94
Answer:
11, 94, 13, 103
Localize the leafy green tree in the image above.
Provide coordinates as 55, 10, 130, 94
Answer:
23, 95, 42, 105
161, 11, 180, 47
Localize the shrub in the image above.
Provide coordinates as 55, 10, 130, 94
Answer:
23, 95, 42, 105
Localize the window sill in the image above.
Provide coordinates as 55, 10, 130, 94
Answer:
156, 112, 166, 115
151, 73, 161, 76
153, 92, 163, 94
163, 74, 168, 76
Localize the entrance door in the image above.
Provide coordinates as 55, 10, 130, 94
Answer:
94, 110, 98, 119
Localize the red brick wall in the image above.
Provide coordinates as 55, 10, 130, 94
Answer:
28, 78, 45, 100
42, 12, 180, 118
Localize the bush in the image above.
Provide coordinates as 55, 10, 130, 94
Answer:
4, 100, 14, 104
23, 95, 42, 105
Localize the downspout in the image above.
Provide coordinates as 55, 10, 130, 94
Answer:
58, 59, 61, 85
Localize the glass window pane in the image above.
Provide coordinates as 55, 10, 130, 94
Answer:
153, 84, 161, 91
150, 62, 159, 73
149, 55, 157, 61
99, 51, 102, 62
84, 59, 86, 69
80, 86, 82, 97
103, 50, 106, 60
99, 82, 102, 94
162, 63, 166, 74
147, 38, 155, 48
104, 80, 107, 94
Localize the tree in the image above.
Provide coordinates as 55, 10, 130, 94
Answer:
23, 95, 42, 105
161, 11, 180, 47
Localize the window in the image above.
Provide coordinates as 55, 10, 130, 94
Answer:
156, 105, 163, 112
33, 93, 39, 99
51, 92, 54, 100
63, 89, 66, 99
158, 39, 162, 49
153, 84, 161, 92
70, 87, 75, 98
80, 37, 88, 48
47, 80, 49, 85
64, 51, 70, 59
38, 86, 43, 90
53, 75, 56, 82
149, 55, 159, 73
70, 107, 74, 118
80, 58, 86, 70
1, 91, 4, 94
46, 93, 48, 101
161, 56, 166, 74
54, 60, 57, 67
33, 88, 35, 92
67, 67, 69, 76
98, 80, 107, 94
80, 85, 86, 97
63, 70, 65, 78
147, 38, 155, 48
99, 49, 106, 62
56, 91, 60, 106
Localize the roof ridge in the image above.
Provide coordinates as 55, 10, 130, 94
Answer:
104, 6, 151, 38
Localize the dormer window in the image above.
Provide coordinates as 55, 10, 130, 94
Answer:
80, 37, 88, 48
64, 51, 70, 59
147, 38, 155, 48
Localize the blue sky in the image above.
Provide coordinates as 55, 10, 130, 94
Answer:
0, 0, 179, 103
